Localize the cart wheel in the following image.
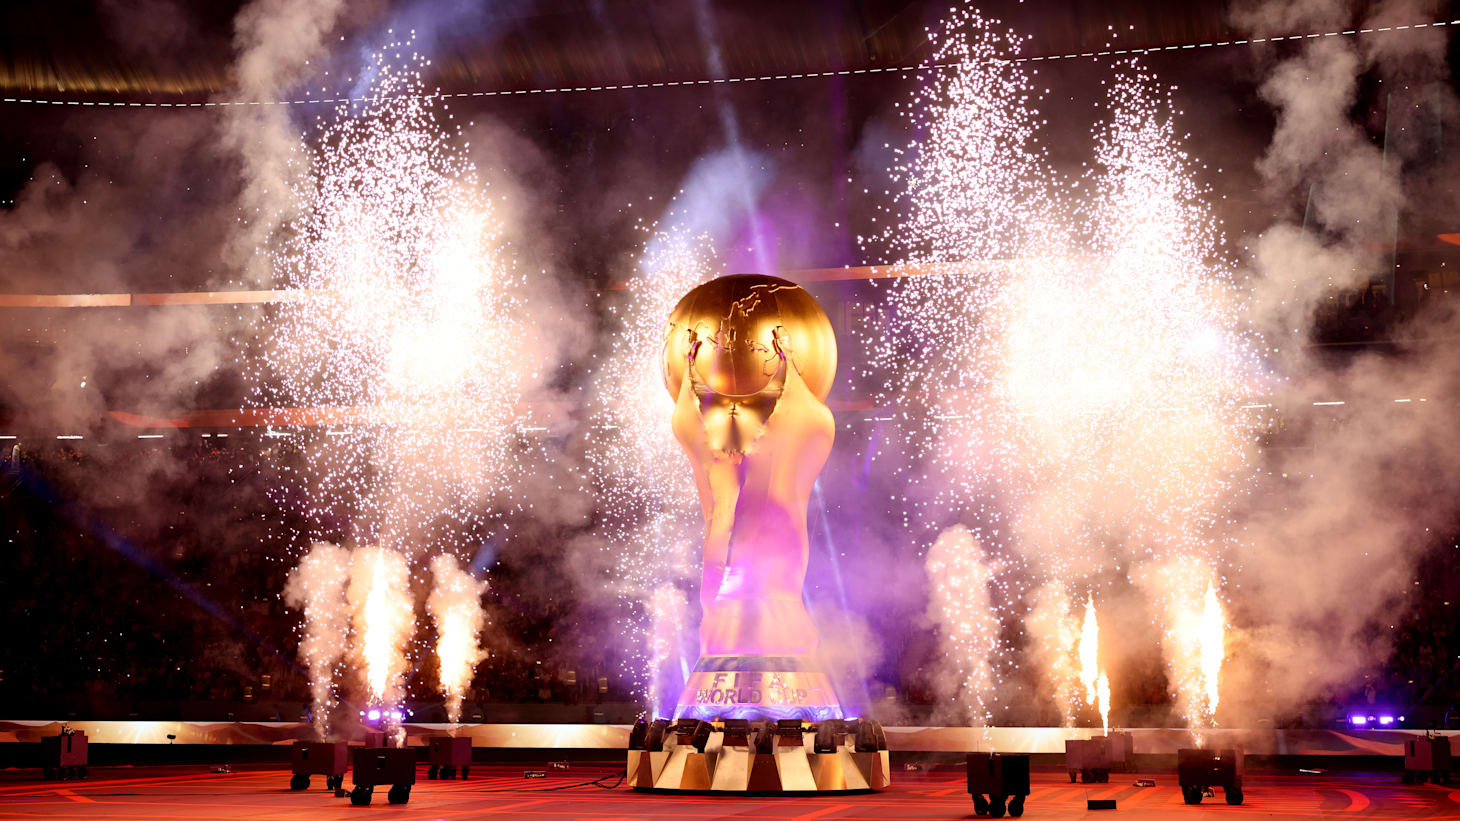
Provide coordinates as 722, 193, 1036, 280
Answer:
1225, 787, 1243, 806
387, 785, 410, 804
427, 765, 438, 780
1439, 772, 1451, 785
350, 786, 372, 806
1402, 771, 1413, 784
290, 774, 309, 791
972, 792, 990, 816
1008, 795, 1025, 818
1417, 772, 1430, 784
78, 767, 88, 779
1068, 770, 1077, 783
988, 794, 1006, 818
1183, 786, 1203, 804
460, 766, 469, 780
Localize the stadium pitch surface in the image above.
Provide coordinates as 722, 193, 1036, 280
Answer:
1, 761, 1458, 819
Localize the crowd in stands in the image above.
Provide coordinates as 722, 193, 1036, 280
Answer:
2, 428, 1458, 728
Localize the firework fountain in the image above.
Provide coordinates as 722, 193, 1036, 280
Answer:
282, 542, 351, 738
869, 8, 1257, 735
253, 37, 530, 737
426, 554, 489, 727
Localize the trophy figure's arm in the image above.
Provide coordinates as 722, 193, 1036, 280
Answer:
672, 359, 834, 657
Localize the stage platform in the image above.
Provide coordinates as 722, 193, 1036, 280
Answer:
0, 719, 1447, 756
0, 761, 1457, 819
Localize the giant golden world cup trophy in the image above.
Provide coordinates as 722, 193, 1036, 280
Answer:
663, 274, 842, 721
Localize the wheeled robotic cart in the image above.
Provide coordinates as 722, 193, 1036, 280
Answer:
289, 741, 348, 791
967, 752, 1029, 818
1066, 737, 1111, 783
427, 736, 472, 780
41, 730, 88, 781
1177, 747, 1244, 805
1402, 735, 1452, 785
350, 746, 416, 805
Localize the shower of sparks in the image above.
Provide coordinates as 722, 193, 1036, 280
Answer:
645, 586, 692, 717
348, 546, 415, 706
282, 542, 352, 737
583, 219, 720, 711
1199, 582, 1225, 718
1140, 558, 1227, 732
1079, 596, 1101, 709
1096, 671, 1112, 733
257, 36, 527, 717
427, 554, 489, 726
867, 7, 1258, 729
1026, 584, 1082, 726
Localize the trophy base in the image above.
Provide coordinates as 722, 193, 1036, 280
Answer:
672, 654, 843, 722
627, 739, 890, 793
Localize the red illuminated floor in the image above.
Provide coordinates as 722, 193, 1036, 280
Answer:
0, 762, 1457, 819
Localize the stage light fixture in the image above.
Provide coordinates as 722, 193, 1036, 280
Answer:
1379, 716, 1394, 725
1350, 715, 1367, 726
752, 721, 776, 755
628, 720, 648, 750
721, 719, 750, 746
673, 718, 711, 753
642, 719, 670, 752
813, 720, 844, 753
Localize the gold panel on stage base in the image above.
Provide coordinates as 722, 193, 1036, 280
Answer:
626, 730, 891, 794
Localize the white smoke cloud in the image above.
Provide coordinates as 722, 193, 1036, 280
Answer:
224, 0, 351, 286
1222, 0, 1460, 720
924, 525, 1004, 725
283, 541, 352, 737
427, 553, 489, 725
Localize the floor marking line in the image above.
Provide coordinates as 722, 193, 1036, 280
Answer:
479, 797, 555, 812
790, 804, 852, 821
1338, 788, 1372, 812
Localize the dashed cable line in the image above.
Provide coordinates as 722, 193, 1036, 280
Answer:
0, 19, 1454, 109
